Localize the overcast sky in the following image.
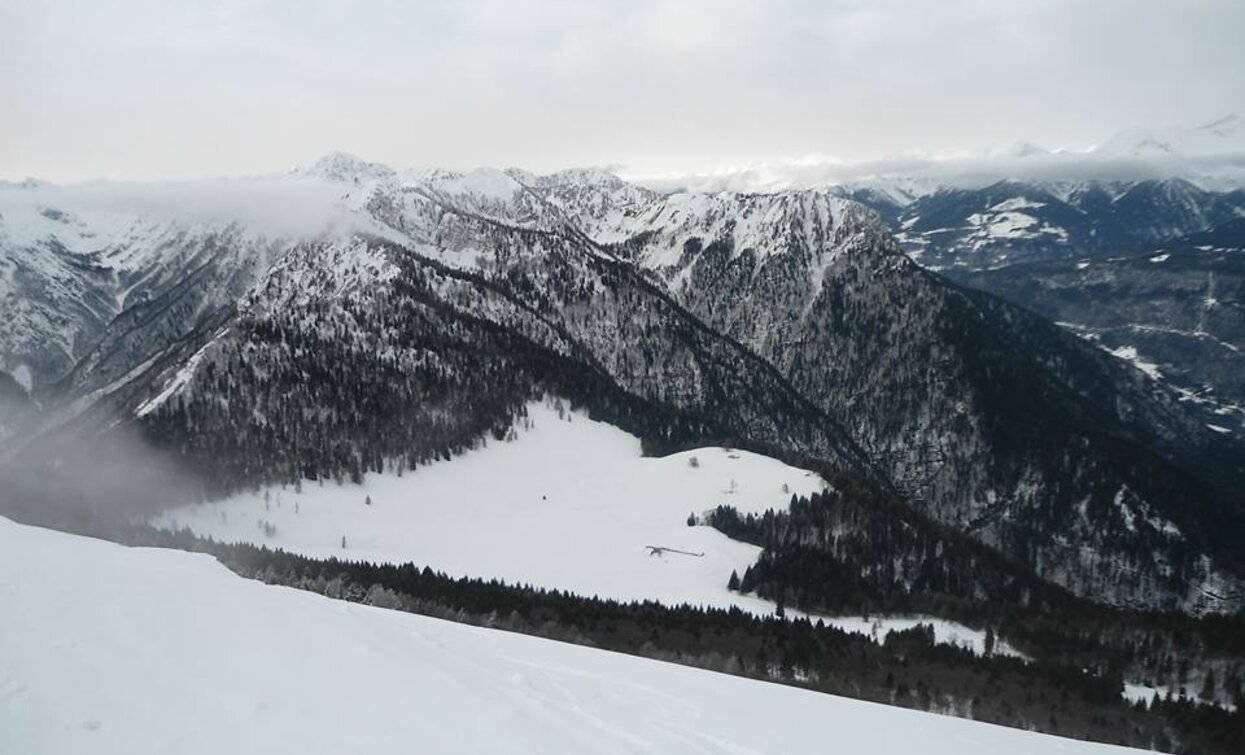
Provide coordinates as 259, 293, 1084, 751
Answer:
3, 0, 1243, 182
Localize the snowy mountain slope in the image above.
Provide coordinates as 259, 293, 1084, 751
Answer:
0, 517, 1147, 755
299, 150, 397, 183
0, 177, 370, 441
848, 178, 1245, 272
128, 166, 870, 498
954, 239, 1245, 435
155, 400, 823, 612
840, 177, 1245, 432
571, 181, 1245, 613
6, 157, 1245, 614
1099, 115, 1245, 160
149, 397, 1018, 656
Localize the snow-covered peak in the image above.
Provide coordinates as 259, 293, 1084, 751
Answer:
1097, 114, 1245, 159
397, 167, 463, 185
426, 166, 524, 202
533, 166, 630, 189
834, 176, 946, 207
586, 187, 891, 281
0, 175, 373, 404
0, 166, 896, 411
302, 152, 397, 183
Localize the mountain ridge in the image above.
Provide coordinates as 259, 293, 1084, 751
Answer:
2, 160, 1243, 614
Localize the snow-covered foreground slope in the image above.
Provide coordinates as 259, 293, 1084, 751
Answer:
0, 518, 1143, 755
156, 400, 821, 613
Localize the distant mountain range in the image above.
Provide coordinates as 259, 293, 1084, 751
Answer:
822, 177, 1244, 436
3, 152, 1242, 617
643, 114, 1245, 194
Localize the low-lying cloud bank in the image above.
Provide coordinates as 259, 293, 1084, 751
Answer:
630, 116, 1245, 195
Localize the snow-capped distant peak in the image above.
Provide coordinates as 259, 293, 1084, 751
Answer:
428, 167, 524, 202
1097, 114, 1245, 159
302, 152, 396, 183
541, 167, 629, 188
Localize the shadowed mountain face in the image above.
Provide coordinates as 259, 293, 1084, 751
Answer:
840, 178, 1245, 439
565, 183, 1245, 613
953, 236, 1245, 435
2, 161, 1243, 613
837, 178, 1245, 273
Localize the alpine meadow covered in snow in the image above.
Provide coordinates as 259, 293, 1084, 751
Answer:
4, 2, 1245, 754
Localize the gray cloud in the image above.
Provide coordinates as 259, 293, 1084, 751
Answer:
2, 176, 358, 237
2, 0, 1243, 182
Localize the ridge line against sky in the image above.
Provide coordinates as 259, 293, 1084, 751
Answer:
2, 0, 1244, 183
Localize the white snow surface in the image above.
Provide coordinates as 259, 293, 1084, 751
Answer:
989, 197, 1046, 212
963, 208, 1068, 249
822, 615, 1024, 659
1105, 345, 1164, 381
156, 400, 821, 613
134, 337, 219, 418
156, 401, 1019, 656
433, 167, 525, 202
8, 363, 32, 392
1122, 681, 1235, 713
0, 517, 1145, 755
569, 188, 887, 299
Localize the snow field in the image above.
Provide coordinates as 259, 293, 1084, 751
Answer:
0, 518, 1145, 755
156, 400, 819, 613
155, 400, 1018, 655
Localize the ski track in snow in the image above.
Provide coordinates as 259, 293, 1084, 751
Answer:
0, 517, 1144, 755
